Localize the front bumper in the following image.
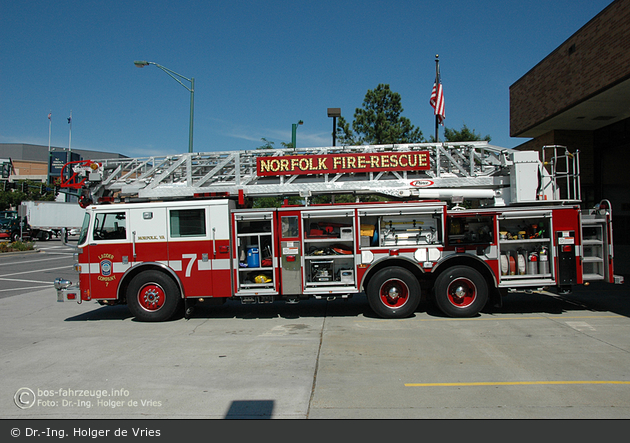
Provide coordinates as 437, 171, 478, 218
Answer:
54, 278, 82, 303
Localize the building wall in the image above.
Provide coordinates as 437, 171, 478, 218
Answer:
12, 160, 48, 177
510, 0, 630, 136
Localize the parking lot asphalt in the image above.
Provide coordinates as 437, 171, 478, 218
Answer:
1, 275, 629, 420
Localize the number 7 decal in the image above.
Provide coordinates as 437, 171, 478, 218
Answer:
182, 253, 197, 277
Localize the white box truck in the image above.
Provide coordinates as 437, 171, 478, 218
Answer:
21, 201, 86, 241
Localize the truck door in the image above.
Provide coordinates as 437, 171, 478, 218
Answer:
167, 204, 231, 298
128, 206, 167, 265
87, 210, 132, 300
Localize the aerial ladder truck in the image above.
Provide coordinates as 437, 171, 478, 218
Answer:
54, 141, 623, 321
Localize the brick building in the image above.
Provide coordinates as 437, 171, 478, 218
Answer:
510, 0, 630, 245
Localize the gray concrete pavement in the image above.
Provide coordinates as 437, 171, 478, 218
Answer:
1, 281, 630, 419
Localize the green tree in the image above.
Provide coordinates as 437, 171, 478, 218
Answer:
0, 180, 55, 211
258, 138, 275, 150
440, 124, 491, 142
336, 84, 424, 145
257, 137, 293, 150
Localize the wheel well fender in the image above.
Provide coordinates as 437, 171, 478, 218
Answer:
432, 254, 499, 303
360, 257, 425, 293
117, 262, 184, 302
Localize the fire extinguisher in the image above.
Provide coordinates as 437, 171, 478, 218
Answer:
538, 246, 549, 275
528, 251, 538, 275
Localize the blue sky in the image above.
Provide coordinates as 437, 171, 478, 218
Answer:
0, 0, 614, 158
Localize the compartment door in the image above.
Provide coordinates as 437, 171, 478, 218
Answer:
279, 212, 302, 295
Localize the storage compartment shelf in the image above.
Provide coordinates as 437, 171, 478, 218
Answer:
582, 256, 604, 263
499, 238, 550, 244
305, 281, 356, 287
582, 239, 603, 245
500, 274, 552, 280
498, 278, 556, 287
304, 238, 353, 243
583, 273, 605, 281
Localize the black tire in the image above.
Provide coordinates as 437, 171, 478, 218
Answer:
10, 232, 21, 243
434, 266, 488, 317
126, 271, 182, 322
40, 231, 51, 241
367, 267, 421, 318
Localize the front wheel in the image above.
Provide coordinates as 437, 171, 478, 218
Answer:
367, 267, 421, 318
433, 266, 488, 317
126, 271, 182, 322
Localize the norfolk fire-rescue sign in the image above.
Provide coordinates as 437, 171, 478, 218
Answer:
257, 151, 431, 176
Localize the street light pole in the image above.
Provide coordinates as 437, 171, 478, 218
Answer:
134, 60, 195, 153
291, 120, 303, 149
327, 108, 341, 147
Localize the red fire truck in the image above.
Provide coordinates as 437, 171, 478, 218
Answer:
54, 142, 623, 321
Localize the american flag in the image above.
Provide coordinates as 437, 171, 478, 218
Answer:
430, 73, 445, 125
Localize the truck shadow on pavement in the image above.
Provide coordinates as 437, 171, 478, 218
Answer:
484, 282, 630, 319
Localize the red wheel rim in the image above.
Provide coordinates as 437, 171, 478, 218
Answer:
137, 283, 166, 312
379, 278, 409, 308
446, 277, 477, 308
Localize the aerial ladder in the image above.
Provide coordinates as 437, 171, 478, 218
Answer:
60, 141, 581, 208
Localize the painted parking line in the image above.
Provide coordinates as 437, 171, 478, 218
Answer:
0, 256, 72, 266
0, 277, 52, 284
0, 265, 71, 277
405, 380, 630, 387
566, 321, 596, 331
0, 285, 52, 293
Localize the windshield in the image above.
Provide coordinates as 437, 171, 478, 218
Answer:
77, 212, 90, 245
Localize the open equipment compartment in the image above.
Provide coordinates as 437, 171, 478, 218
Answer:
302, 208, 357, 290
497, 210, 555, 285
233, 210, 277, 293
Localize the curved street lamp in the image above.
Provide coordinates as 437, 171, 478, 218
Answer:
291, 120, 303, 150
134, 60, 195, 153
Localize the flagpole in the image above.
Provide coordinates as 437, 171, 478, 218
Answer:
48, 111, 51, 153
68, 110, 72, 154
435, 55, 439, 143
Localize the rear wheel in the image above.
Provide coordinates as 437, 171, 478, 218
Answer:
126, 271, 182, 322
367, 267, 421, 318
434, 266, 488, 317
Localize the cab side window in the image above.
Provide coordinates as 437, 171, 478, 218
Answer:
93, 212, 127, 240
170, 208, 206, 237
